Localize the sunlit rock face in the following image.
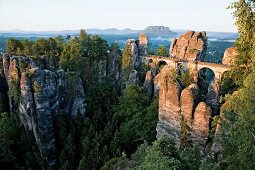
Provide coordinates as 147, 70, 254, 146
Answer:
155, 66, 212, 147
155, 66, 182, 144
222, 47, 238, 65
180, 84, 200, 127
170, 31, 207, 61
191, 102, 211, 146
0, 54, 86, 165
138, 33, 149, 56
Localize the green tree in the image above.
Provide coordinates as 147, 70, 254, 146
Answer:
7, 38, 23, 56
138, 136, 182, 170
54, 35, 64, 56
87, 35, 109, 60
21, 39, 34, 56
121, 44, 133, 82
227, 0, 255, 86
221, 71, 255, 169
156, 46, 168, 57
122, 44, 133, 71
32, 38, 50, 56
177, 69, 194, 88
47, 38, 58, 56
60, 38, 83, 71
218, 1, 255, 169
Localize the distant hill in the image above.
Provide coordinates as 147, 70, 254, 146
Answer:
0, 26, 177, 38
140, 26, 177, 38
85, 28, 139, 35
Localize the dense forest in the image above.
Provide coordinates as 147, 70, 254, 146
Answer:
0, 0, 255, 169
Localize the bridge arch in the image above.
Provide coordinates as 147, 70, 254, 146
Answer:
198, 67, 215, 83
156, 60, 168, 73
197, 67, 215, 95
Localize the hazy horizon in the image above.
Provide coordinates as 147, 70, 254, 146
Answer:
0, 0, 237, 32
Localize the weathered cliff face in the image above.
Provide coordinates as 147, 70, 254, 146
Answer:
0, 57, 9, 113
126, 39, 139, 69
126, 32, 222, 152
0, 54, 86, 165
191, 102, 211, 146
206, 83, 220, 116
170, 31, 207, 61
122, 34, 149, 88
154, 67, 215, 148
222, 47, 238, 65
138, 33, 149, 56
81, 48, 121, 84
155, 66, 182, 144
144, 71, 154, 99
180, 84, 200, 127
107, 48, 122, 87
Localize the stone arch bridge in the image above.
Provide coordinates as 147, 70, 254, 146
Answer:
142, 55, 231, 83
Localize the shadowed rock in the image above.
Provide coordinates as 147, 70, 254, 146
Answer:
0, 54, 86, 165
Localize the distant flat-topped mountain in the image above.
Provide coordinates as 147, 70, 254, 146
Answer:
140, 26, 177, 37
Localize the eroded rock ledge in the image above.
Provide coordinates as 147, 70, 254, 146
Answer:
0, 54, 86, 165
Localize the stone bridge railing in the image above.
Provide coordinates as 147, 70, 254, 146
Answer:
142, 55, 232, 82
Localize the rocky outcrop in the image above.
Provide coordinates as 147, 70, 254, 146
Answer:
155, 66, 182, 144
128, 70, 139, 85
144, 71, 154, 99
108, 48, 122, 88
222, 47, 238, 65
122, 35, 150, 88
126, 39, 139, 69
138, 33, 148, 56
191, 102, 211, 146
206, 83, 220, 116
153, 65, 219, 149
170, 31, 207, 61
0, 58, 9, 113
180, 84, 200, 126
82, 47, 121, 84
0, 54, 86, 165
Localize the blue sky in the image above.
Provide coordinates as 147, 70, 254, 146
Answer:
0, 0, 237, 32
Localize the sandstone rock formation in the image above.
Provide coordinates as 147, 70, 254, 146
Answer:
128, 70, 139, 85
170, 31, 207, 61
0, 54, 86, 165
191, 102, 211, 146
144, 71, 154, 100
81, 46, 121, 84
138, 33, 149, 56
222, 47, 238, 65
180, 84, 200, 126
153, 64, 219, 149
0, 58, 9, 113
108, 47, 122, 88
206, 83, 220, 116
155, 65, 182, 144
